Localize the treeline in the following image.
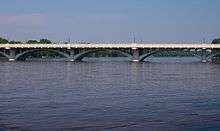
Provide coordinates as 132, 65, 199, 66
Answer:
0, 37, 51, 44
212, 38, 220, 44
211, 38, 220, 61
1, 36, 220, 44
87, 50, 126, 57
153, 50, 194, 57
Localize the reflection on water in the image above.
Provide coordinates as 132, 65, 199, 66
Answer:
0, 58, 220, 131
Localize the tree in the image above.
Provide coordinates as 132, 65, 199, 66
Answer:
0, 37, 9, 44
9, 40, 22, 44
39, 39, 52, 44
27, 40, 39, 44
212, 38, 220, 61
212, 38, 220, 44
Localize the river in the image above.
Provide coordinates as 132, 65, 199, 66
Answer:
0, 57, 220, 131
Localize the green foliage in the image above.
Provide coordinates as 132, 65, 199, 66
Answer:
153, 50, 193, 57
0, 37, 8, 44
39, 39, 52, 44
87, 50, 126, 57
9, 40, 22, 44
212, 38, 220, 44
27, 40, 39, 44
26, 39, 52, 44
26, 50, 64, 58
212, 38, 220, 61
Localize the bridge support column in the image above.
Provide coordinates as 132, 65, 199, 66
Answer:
69, 49, 75, 62
201, 48, 207, 63
9, 49, 16, 62
131, 48, 140, 62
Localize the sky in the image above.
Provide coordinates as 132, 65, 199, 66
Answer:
0, 0, 220, 43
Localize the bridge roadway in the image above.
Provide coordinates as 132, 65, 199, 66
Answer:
0, 43, 220, 62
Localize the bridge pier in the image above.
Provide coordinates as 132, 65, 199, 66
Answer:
8, 49, 16, 62
69, 49, 75, 62
201, 48, 207, 63
131, 48, 140, 62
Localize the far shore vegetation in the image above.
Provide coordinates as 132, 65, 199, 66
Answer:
212, 38, 220, 44
1, 37, 220, 44
211, 38, 220, 61
0, 37, 52, 44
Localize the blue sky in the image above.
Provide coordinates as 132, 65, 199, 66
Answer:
0, 0, 220, 42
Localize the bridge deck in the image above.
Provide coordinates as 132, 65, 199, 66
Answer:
0, 43, 220, 49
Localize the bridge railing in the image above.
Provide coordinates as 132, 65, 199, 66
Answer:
0, 43, 220, 49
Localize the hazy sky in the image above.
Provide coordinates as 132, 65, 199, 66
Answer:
0, 0, 220, 43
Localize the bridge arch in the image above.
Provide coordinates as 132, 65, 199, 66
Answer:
15, 49, 71, 61
74, 49, 133, 61
139, 49, 160, 62
139, 49, 205, 62
0, 51, 10, 60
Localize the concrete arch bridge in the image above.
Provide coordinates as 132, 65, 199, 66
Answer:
0, 43, 220, 62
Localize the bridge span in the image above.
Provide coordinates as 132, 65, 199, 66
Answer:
0, 43, 220, 62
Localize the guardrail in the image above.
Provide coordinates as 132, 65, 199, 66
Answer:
0, 43, 219, 49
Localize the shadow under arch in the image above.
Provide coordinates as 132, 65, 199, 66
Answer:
74, 49, 133, 61
139, 49, 203, 62
15, 49, 71, 61
139, 49, 160, 62
187, 51, 203, 60
207, 51, 220, 60
0, 51, 10, 60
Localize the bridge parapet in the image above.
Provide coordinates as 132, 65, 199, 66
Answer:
0, 43, 219, 49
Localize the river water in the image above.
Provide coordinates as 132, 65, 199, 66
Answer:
0, 58, 220, 131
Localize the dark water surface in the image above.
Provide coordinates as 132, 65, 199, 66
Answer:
0, 58, 220, 131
